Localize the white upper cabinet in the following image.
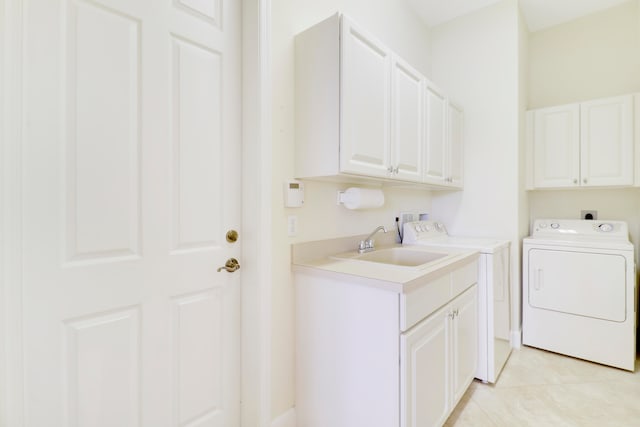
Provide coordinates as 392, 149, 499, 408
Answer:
580, 96, 633, 187
424, 84, 447, 183
527, 94, 634, 189
391, 56, 424, 182
532, 104, 581, 188
424, 84, 463, 188
295, 13, 463, 188
448, 102, 464, 188
340, 18, 392, 178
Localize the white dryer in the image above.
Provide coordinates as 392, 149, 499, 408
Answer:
403, 220, 511, 383
523, 219, 636, 371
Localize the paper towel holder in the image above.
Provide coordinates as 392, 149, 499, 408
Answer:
336, 187, 385, 210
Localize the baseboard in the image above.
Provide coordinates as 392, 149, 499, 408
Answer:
271, 408, 296, 427
511, 329, 522, 349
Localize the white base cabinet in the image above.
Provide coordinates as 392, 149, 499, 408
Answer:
295, 261, 478, 427
401, 286, 477, 427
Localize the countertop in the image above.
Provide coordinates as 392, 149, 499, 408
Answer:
291, 234, 479, 293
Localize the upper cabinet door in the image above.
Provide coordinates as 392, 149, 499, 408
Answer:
391, 56, 424, 182
580, 95, 634, 187
340, 17, 392, 178
533, 104, 580, 188
448, 102, 464, 188
424, 83, 447, 184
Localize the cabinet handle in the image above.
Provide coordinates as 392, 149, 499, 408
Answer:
583, 178, 588, 184
573, 179, 578, 184
387, 166, 394, 173
393, 167, 399, 174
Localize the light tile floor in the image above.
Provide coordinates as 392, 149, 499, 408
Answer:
445, 346, 640, 427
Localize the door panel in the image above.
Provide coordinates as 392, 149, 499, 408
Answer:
66, 0, 141, 263
22, 0, 241, 426
65, 308, 141, 427
171, 37, 224, 251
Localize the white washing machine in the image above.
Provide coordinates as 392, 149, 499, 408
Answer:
523, 219, 637, 371
403, 220, 512, 383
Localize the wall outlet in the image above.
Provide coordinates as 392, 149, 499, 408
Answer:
398, 212, 419, 234
581, 210, 598, 220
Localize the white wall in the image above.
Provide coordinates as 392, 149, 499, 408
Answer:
270, 0, 433, 421
527, 0, 640, 261
428, 0, 525, 338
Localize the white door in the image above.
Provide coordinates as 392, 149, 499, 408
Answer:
21, 0, 241, 426
580, 95, 633, 187
391, 56, 423, 182
533, 104, 580, 188
340, 16, 392, 178
424, 83, 447, 184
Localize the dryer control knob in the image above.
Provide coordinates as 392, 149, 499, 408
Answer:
551, 223, 560, 229
599, 223, 613, 232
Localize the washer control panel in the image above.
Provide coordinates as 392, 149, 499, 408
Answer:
403, 220, 448, 243
532, 219, 628, 239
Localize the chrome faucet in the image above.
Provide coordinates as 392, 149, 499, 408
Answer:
358, 225, 387, 253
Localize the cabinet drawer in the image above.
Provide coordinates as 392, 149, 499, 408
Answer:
451, 260, 478, 296
400, 273, 450, 331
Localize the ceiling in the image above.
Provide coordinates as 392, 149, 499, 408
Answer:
406, 0, 632, 32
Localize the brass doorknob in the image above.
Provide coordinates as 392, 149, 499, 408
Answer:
226, 229, 239, 243
217, 258, 240, 273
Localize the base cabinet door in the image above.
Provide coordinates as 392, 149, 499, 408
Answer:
452, 286, 478, 403
401, 285, 478, 427
401, 305, 451, 427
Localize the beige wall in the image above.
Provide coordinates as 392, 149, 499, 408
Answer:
528, 0, 640, 108
270, 0, 433, 420
428, 0, 525, 337
527, 0, 640, 261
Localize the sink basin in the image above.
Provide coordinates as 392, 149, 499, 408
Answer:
331, 247, 450, 268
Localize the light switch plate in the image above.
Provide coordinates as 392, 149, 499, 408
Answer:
287, 215, 298, 236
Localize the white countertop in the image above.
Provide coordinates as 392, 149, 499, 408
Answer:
292, 235, 479, 293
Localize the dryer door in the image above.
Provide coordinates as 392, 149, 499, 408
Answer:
527, 249, 627, 322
